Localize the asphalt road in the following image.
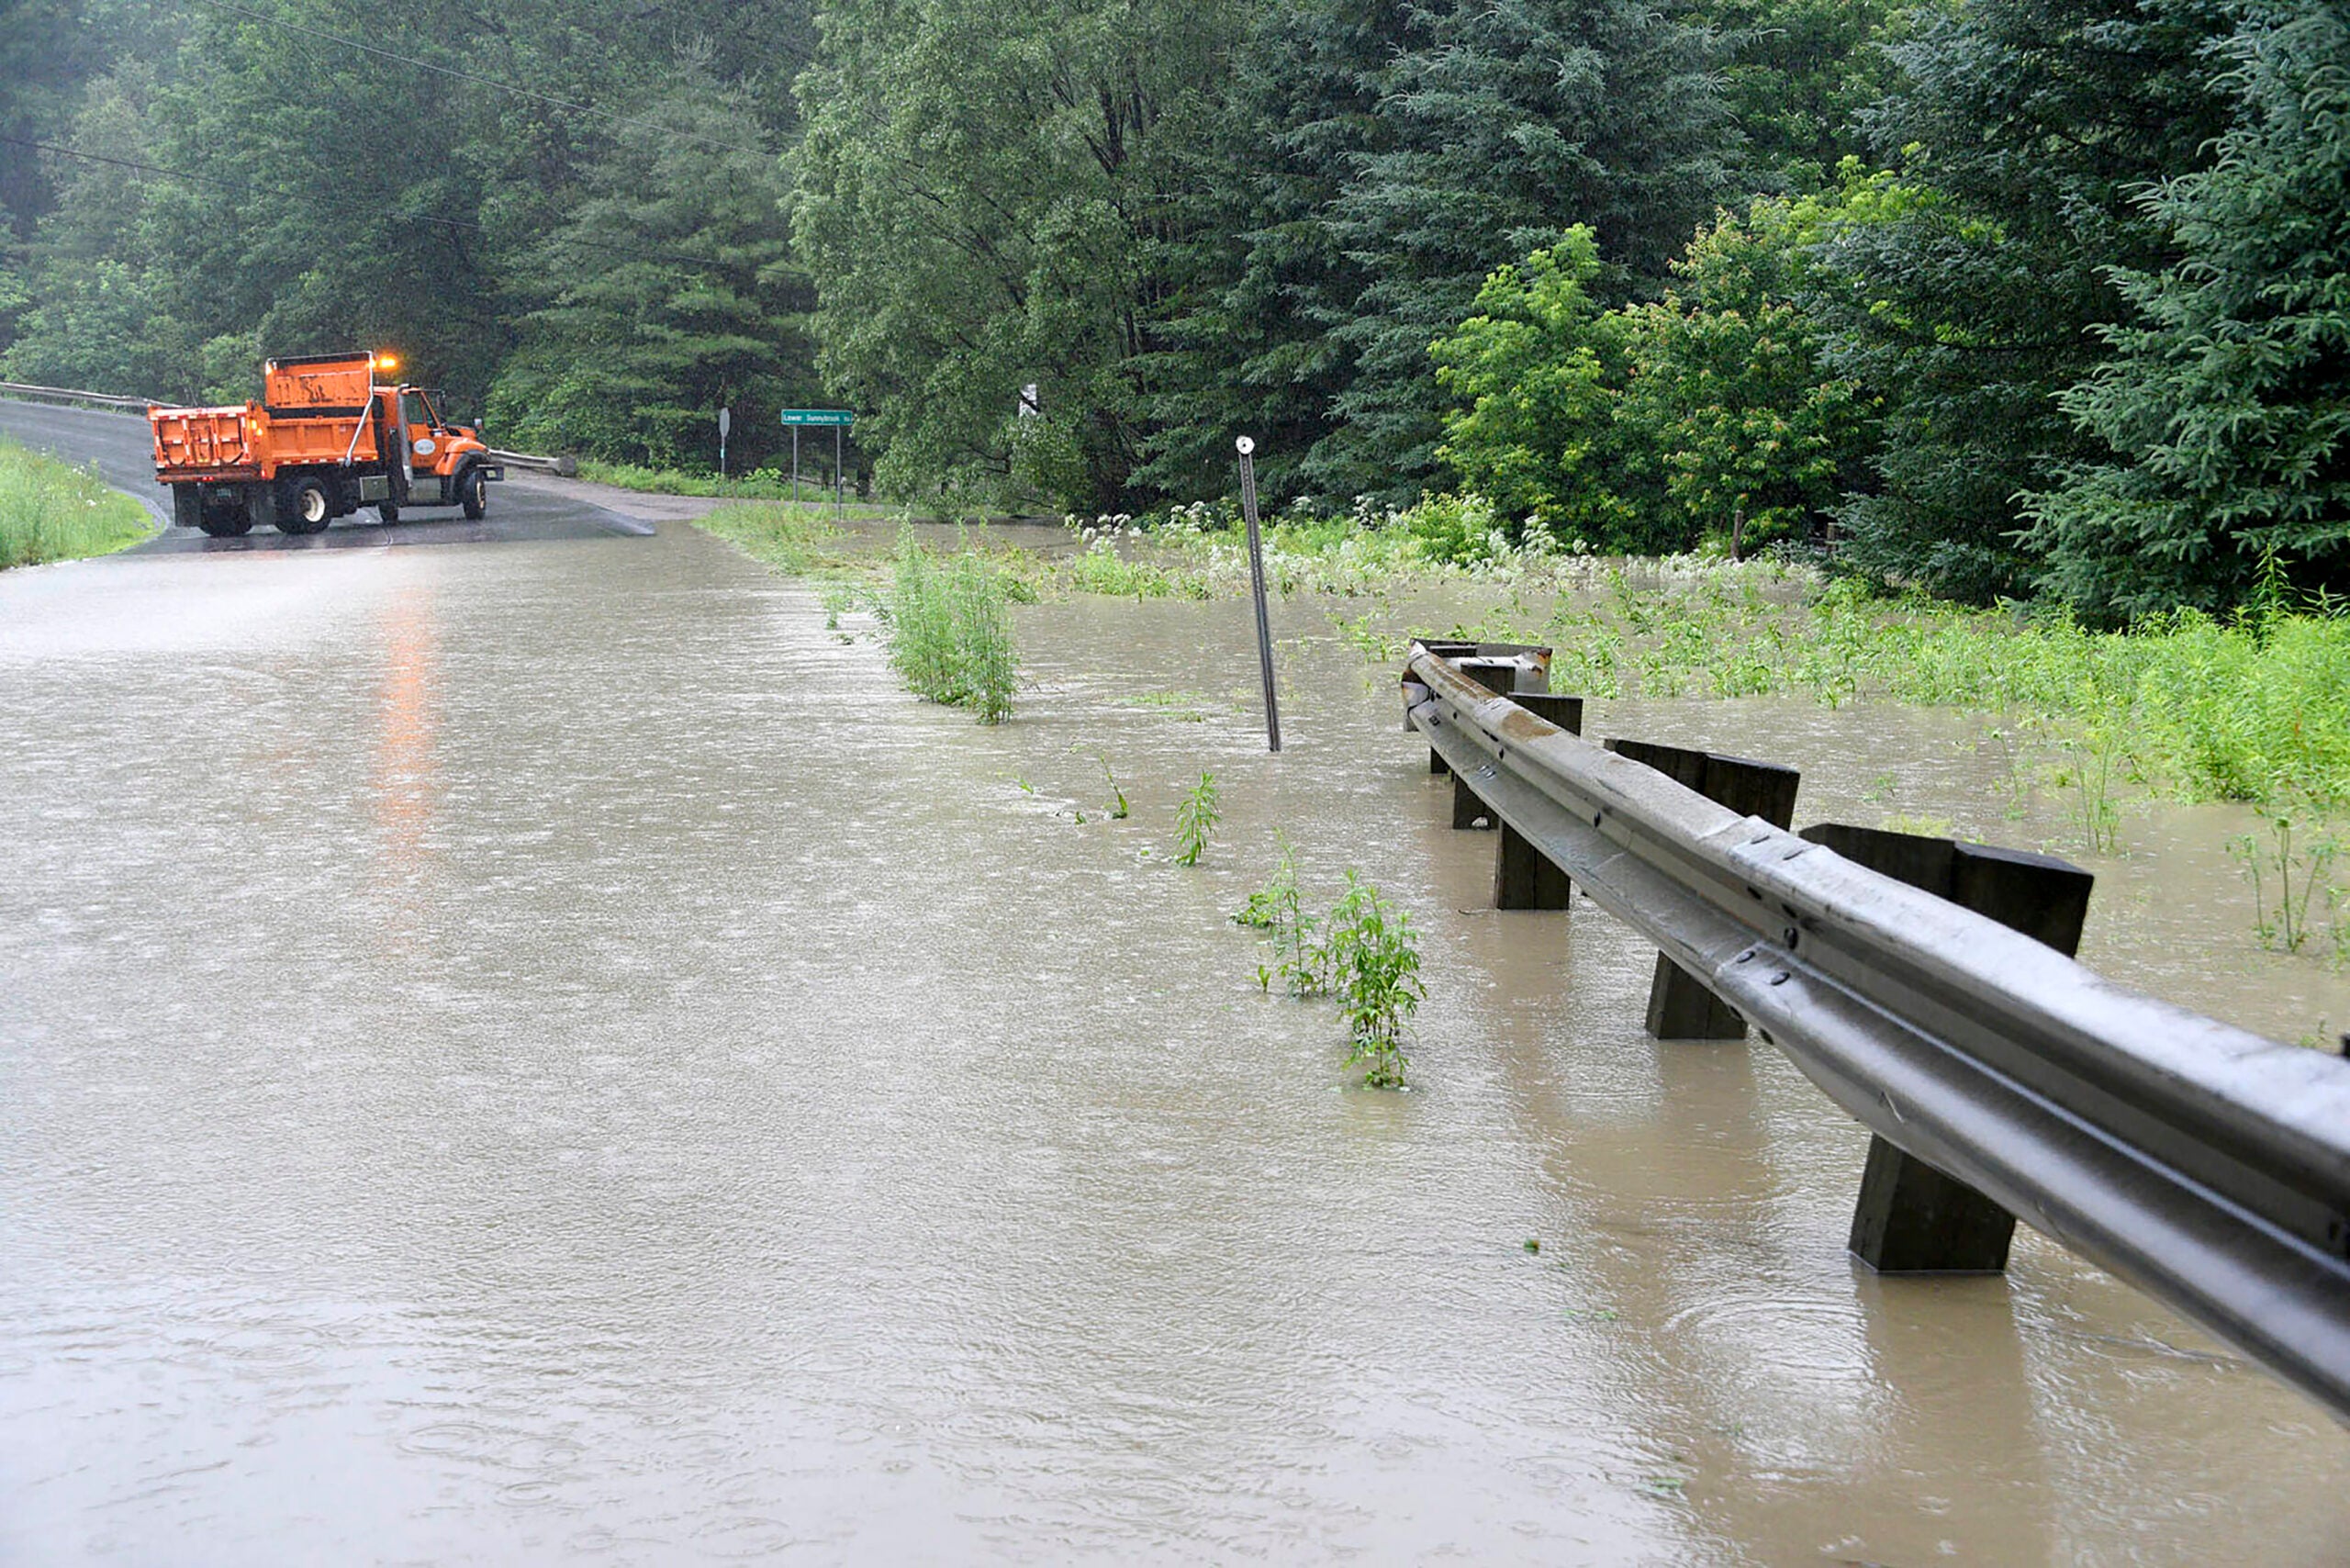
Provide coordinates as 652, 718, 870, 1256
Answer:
0, 397, 656, 547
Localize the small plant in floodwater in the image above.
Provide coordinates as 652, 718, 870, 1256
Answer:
1233, 835, 1323, 991
1322, 870, 1423, 1089
1174, 772, 1220, 866
2049, 718, 2128, 854
1089, 752, 1129, 820
2228, 813, 2340, 954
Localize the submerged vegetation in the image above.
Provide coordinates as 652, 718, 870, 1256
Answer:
0, 439, 151, 569
1237, 852, 1425, 1088
881, 534, 1017, 723
1173, 774, 1221, 867
695, 500, 852, 576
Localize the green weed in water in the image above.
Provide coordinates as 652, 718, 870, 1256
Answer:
1174, 772, 1220, 866
1323, 871, 1422, 1089
883, 533, 1017, 723
1232, 835, 1321, 991
2228, 813, 2340, 955
1233, 850, 1425, 1086
698, 499, 856, 576
1094, 754, 1130, 819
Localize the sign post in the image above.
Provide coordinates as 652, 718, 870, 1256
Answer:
780, 409, 855, 515
1237, 436, 1281, 753
717, 407, 732, 478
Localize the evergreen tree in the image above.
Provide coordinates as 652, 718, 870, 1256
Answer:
487, 70, 810, 469
1133, 0, 1414, 506
1684, 0, 1901, 192
1812, 0, 2239, 600
2027, 1, 2350, 615
1311, 0, 1730, 500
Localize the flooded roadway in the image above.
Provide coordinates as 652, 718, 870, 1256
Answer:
3, 407, 2347, 1563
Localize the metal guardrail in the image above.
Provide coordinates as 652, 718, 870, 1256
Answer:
0, 378, 157, 410
487, 446, 578, 477
1404, 637, 2350, 1421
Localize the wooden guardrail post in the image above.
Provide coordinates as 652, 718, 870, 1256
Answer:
1803, 823, 2094, 1274
1494, 693, 1583, 910
1604, 740, 1800, 1039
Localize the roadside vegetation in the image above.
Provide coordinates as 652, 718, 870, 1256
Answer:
580, 461, 895, 518
880, 534, 1017, 723
694, 500, 856, 577
1236, 847, 1424, 1089
0, 439, 151, 569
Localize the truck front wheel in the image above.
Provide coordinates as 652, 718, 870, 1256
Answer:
459, 466, 487, 520
276, 476, 333, 535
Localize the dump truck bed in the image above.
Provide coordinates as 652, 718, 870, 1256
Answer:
151, 402, 391, 482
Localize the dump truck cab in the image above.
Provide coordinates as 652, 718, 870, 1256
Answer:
391, 382, 498, 519
151, 350, 504, 536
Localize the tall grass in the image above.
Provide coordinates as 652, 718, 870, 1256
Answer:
1509, 573, 2350, 820
0, 440, 151, 569
884, 534, 1017, 722
697, 499, 852, 575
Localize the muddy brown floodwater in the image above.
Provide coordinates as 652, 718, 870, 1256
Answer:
3, 507, 2346, 1565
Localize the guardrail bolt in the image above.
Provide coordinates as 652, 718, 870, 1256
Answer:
1604, 740, 1801, 1040
1805, 823, 2094, 1274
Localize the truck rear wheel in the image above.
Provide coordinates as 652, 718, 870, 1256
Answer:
196, 491, 253, 537
276, 476, 333, 535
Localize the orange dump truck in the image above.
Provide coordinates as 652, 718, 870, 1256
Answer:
151, 351, 504, 536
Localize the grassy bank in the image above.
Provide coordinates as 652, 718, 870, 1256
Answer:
582, 459, 900, 519
693, 499, 859, 576
1462, 569, 2350, 824
0, 439, 151, 569
695, 486, 2350, 833
1019, 505, 2350, 825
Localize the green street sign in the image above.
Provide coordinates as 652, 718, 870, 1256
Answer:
780, 409, 855, 427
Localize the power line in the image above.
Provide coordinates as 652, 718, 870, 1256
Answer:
0, 133, 228, 189
183, 0, 775, 158
1, 133, 744, 272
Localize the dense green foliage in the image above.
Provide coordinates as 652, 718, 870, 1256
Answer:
0, 436, 152, 567
1812, 0, 2243, 602
2, 0, 2344, 614
2026, 3, 2350, 616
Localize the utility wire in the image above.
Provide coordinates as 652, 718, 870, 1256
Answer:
0, 133, 229, 188
1, 133, 740, 271
183, 0, 775, 158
